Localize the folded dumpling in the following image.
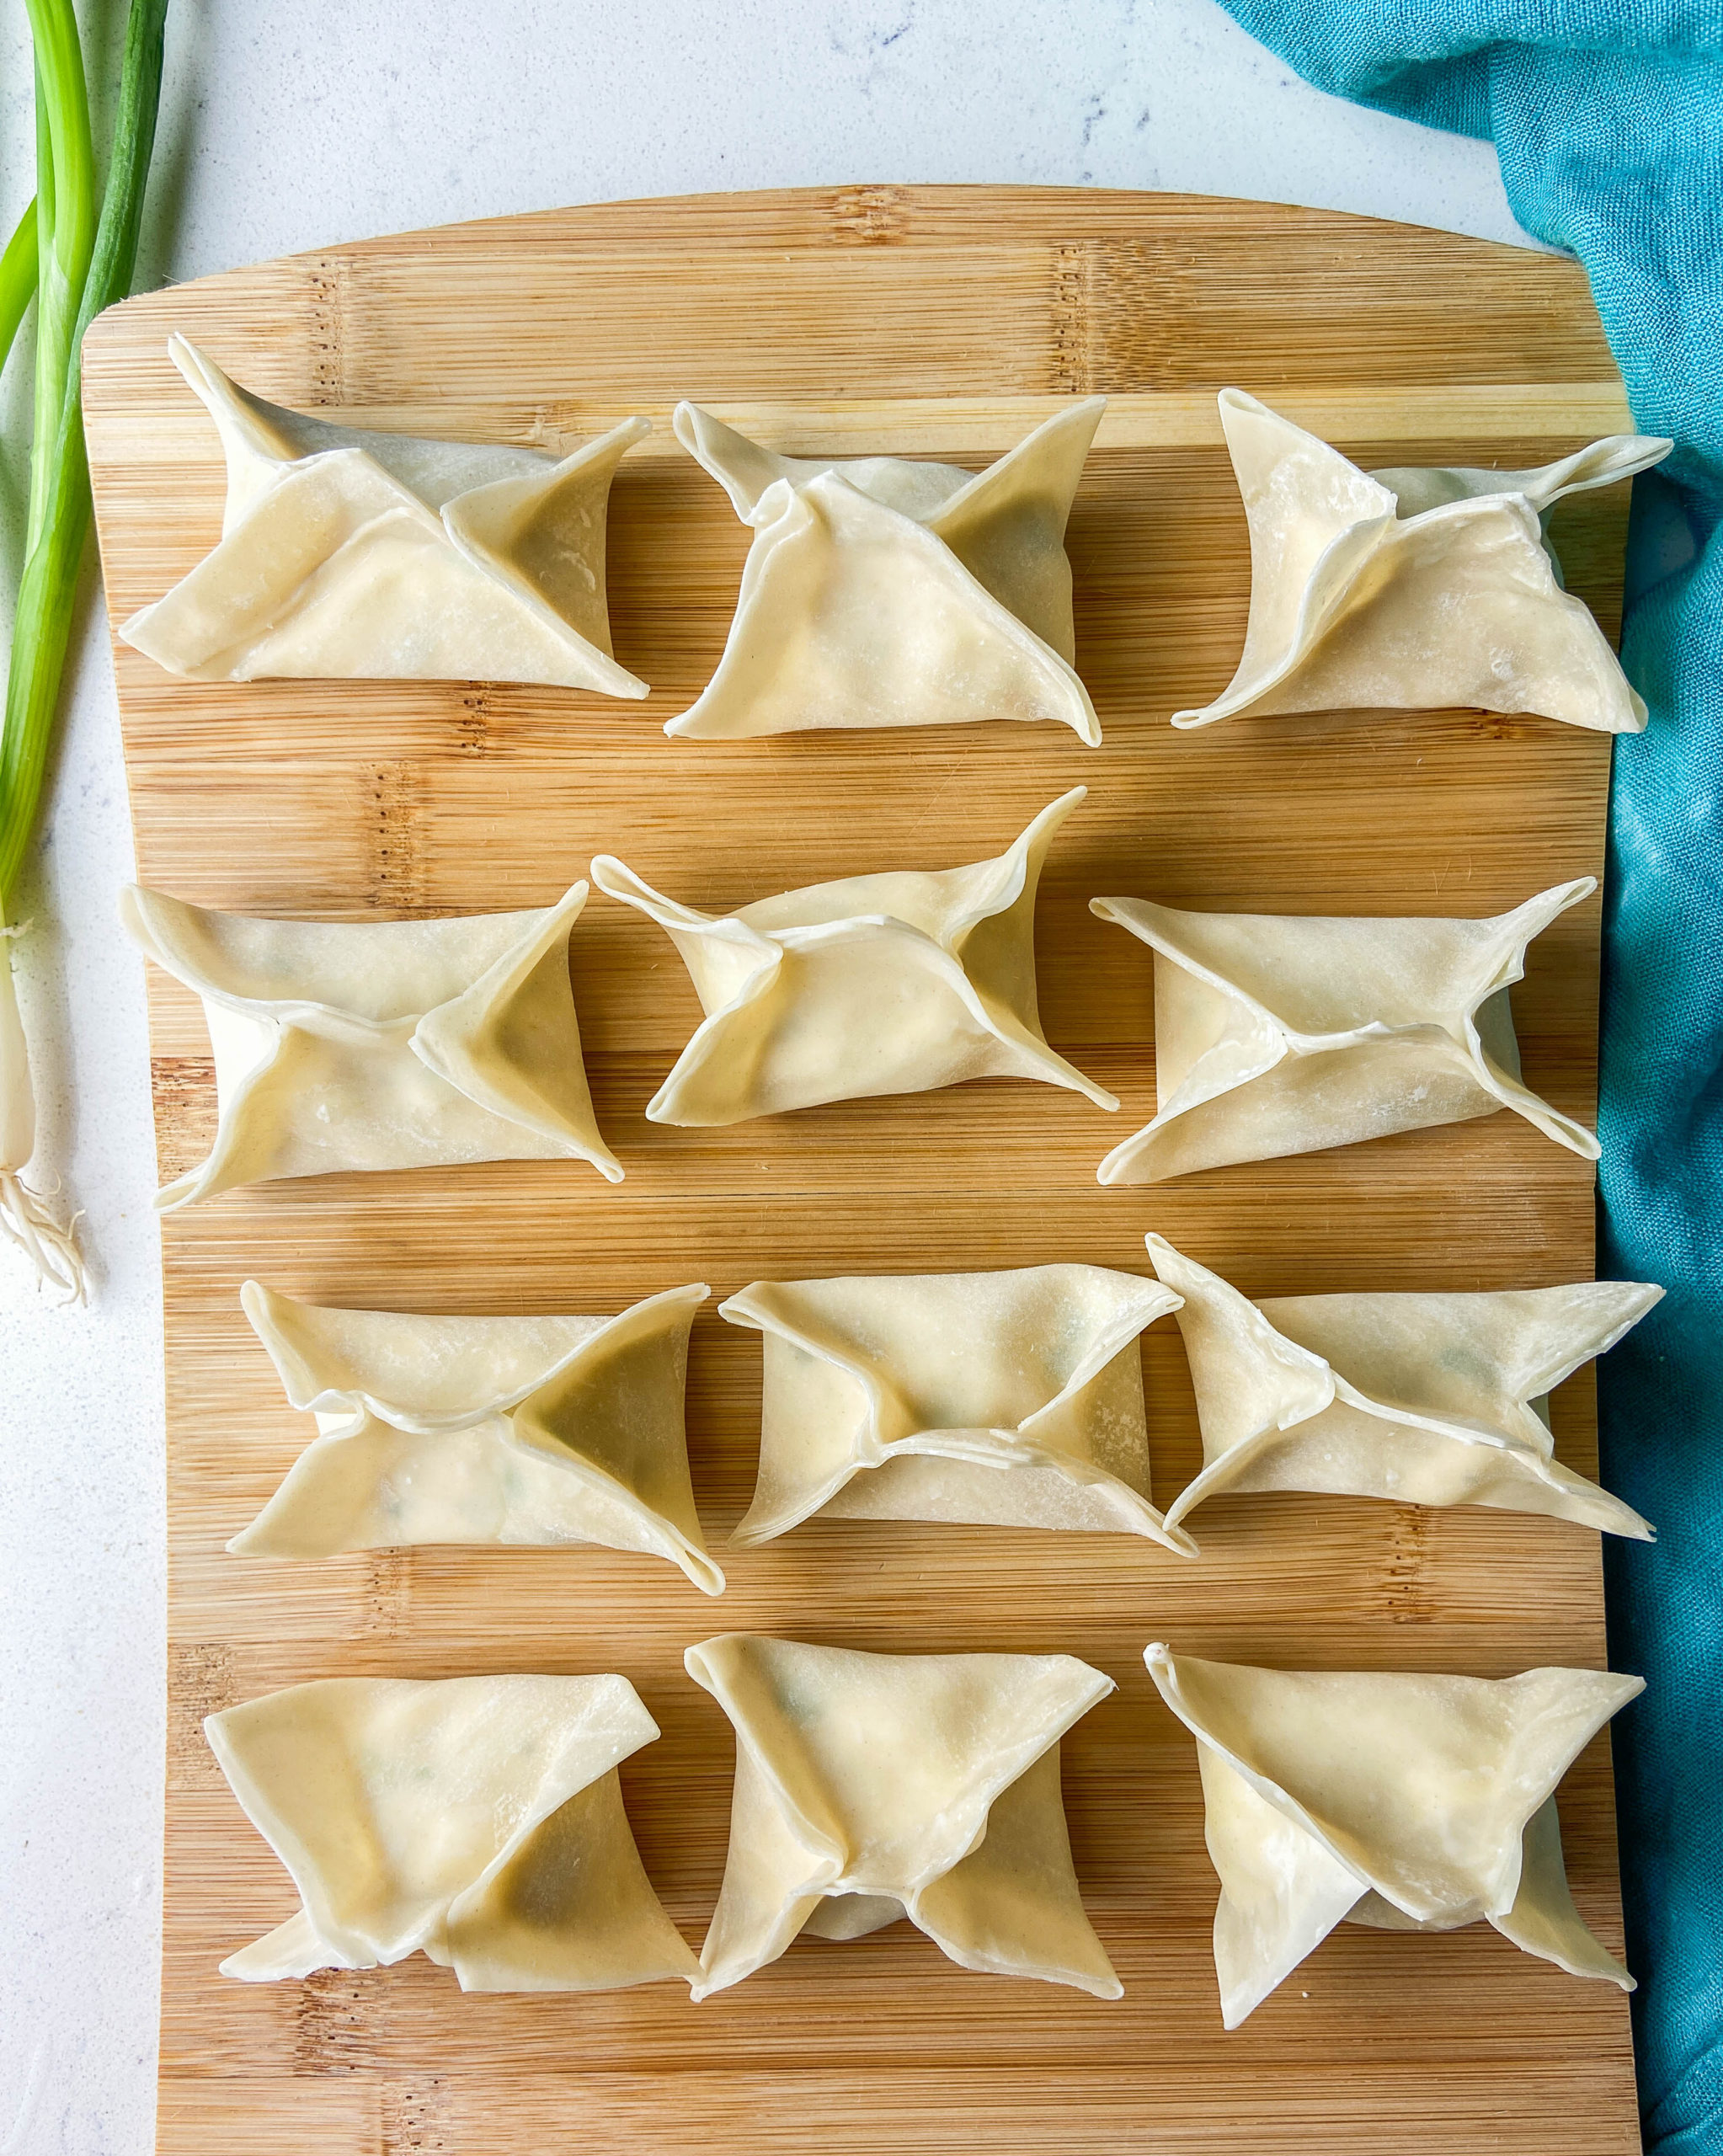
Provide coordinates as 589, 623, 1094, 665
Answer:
1176, 389, 1671, 733
719, 1263, 1192, 1551
685, 1635, 1120, 1999
232, 1280, 722, 1592
121, 878, 621, 1205
1145, 1235, 1658, 1538
205, 1673, 699, 1990
1145, 1645, 1641, 2027
120, 335, 648, 692
666, 399, 1104, 743
1091, 878, 1597, 1184
593, 787, 1114, 1126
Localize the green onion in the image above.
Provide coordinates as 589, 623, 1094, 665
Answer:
0, 202, 40, 373
1, 0, 170, 1299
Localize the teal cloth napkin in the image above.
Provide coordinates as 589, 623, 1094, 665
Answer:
1212, 7, 1723, 2145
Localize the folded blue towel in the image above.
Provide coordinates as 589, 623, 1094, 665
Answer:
1215, 9, 1723, 2145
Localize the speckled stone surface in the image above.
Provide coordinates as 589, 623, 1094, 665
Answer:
0, 3, 1531, 2148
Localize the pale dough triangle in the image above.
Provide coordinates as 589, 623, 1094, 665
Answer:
205, 1673, 699, 1991
1091, 878, 1597, 1184
232, 1280, 722, 1593
120, 878, 621, 1205
686, 1635, 1120, 1999
1176, 388, 1670, 733
1146, 1645, 1640, 2027
121, 335, 648, 693
594, 787, 1115, 1127
1146, 1236, 1657, 1539
666, 399, 1104, 741
719, 1262, 1192, 1551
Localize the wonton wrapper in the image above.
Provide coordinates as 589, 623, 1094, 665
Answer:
233, 1280, 722, 1593
121, 879, 620, 1206
205, 1673, 698, 1990
1145, 1236, 1657, 1539
1145, 1645, 1641, 2027
1176, 390, 1671, 733
121, 335, 648, 692
686, 1635, 1120, 1999
667, 399, 1104, 743
1091, 878, 1596, 1184
594, 787, 1113, 1126
720, 1263, 1192, 1552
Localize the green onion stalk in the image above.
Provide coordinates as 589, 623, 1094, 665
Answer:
1, 0, 168, 1299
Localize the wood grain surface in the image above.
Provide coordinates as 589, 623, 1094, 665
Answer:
83, 186, 1641, 2156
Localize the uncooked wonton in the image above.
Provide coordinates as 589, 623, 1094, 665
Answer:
1177, 389, 1671, 732
1146, 1644, 1641, 2026
205, 1673, 698, 1990
1145, 1235, 1657, 1538
686, 1634, 1120, 1999
233, 1279, 722, 1592
666, 398, 1105, 742
121, 336, 648, 691
121, 879, 621, 1205
1091, 878, 1597, 1183
720, 1262, 1192, 1550
594, 787, 1113, 1126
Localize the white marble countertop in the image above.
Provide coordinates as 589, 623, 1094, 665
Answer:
0, 3, 1533, 2148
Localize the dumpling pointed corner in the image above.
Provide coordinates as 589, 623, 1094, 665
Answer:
236, 1276, 335, 1419
440, 416, 653, 702
510, 1280, 723, 1595
409, 878, 625, 1183
671, 400, 792, 521
1488, 873, 1598, 957
955, 784, 1117, 1113
163, 333, 304, 494
1466, 874, 1601, 1162
928, 392, 1108, 531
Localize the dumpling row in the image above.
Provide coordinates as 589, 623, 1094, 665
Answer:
122, 791, 1602, 1204
205, 1644, 1119, 2001
226, 1239, 1655, 1588
205, 1638, 1640, 2020
120, 338, 1105, 739
123, 338, 1665, 742
731, 1244, 1657, 1548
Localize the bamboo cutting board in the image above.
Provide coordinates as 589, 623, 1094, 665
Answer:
83, 187, 1643, 2156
